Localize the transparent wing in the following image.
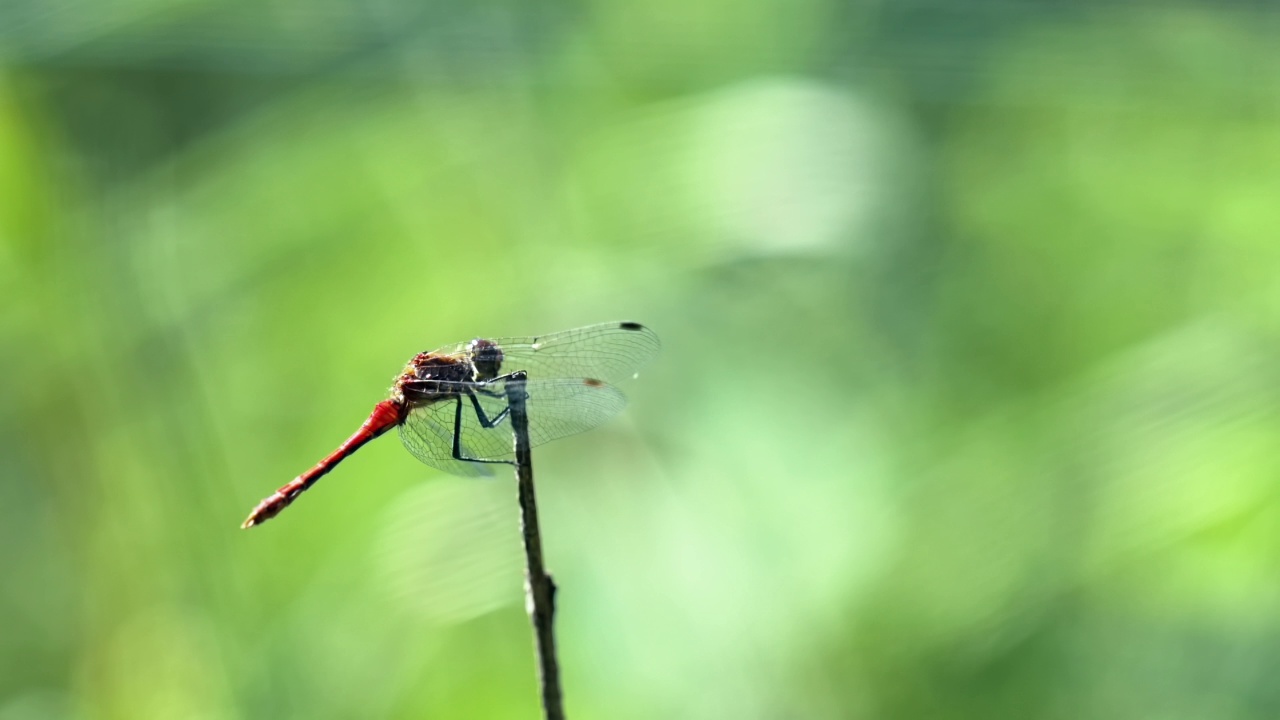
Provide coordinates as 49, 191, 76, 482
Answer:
429, 321, 660, 385
398, 378, 630, 472
398, 406, 494, 477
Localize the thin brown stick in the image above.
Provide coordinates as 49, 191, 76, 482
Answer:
505, 371, 565, 720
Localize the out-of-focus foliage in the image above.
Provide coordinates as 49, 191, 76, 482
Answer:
4, 1, 1280, 718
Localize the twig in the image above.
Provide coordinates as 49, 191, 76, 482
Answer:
505, 371, 565, 720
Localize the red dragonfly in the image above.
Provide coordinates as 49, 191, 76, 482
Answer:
242, 321, 659, 528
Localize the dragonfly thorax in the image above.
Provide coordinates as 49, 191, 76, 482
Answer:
393, 354, 475, 402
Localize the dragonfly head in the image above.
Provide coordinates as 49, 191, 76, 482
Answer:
468, 338, 504, 381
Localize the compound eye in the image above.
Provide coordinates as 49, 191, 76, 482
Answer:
468, 338, 504, 380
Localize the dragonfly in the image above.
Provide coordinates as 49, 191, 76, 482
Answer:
241, 321, 660, 528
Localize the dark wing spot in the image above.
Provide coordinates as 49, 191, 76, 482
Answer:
583, 378, 605, 387
619, 321, 644, 331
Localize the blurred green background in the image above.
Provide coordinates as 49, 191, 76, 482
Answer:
5, 1, 1280, 718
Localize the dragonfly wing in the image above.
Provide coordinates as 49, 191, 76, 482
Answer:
401, 379, 631, 466
398, 400, 494, 477
429, 322, 660, 385
520, 377, 630, 449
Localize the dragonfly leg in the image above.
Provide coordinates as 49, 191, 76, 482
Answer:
480, 372, 532, 391
400, 380, 511, 429
468, 392, 511, 429
464, 373, 529, 429
451, 395, 516, 466
475, 373, 528, 399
